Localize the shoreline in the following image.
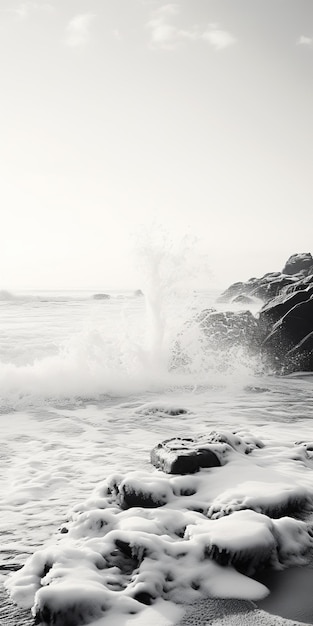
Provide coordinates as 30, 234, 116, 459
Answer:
256, 564, 313, 625
2, 584, 312, 626
0, 583, 33, 626
179, 597, 312, 626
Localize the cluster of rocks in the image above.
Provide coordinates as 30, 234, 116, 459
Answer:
206, 253, 313, 373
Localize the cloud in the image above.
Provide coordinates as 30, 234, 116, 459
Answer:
146, 3, 183, 49
65, 13, 95, 48
297, 35, 313, 47
146, 4, 236, 51
113, 28, 122, 41
1, 1, 53, 20
202, 26, 237, 50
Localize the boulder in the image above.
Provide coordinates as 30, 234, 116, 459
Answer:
196, 309, 259, 352
151, 438, 221, 474
151, 432, 260, 475
258, 290, 311, 338
93, 293, 110, 300
282, 253, 313, 275
232, 295, 255, 305
108, 474, 173, 508
262, 296, 313, 369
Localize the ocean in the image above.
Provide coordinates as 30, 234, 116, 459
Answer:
1, 287, 313, 626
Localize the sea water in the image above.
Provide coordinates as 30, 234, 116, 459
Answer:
1, 287, 313, 625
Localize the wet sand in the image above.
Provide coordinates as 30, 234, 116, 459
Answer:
0, 584, 33, 626
2, 585, 312, 626
179, 598, 311, 625
257, 566, 313, 624
3, 568, 313, 626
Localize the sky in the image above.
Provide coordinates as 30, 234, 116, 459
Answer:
1, 0, 313, 290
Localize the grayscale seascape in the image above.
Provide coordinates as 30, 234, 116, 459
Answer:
1, 1, 313, 624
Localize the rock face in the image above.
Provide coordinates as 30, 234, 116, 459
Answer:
217, 274, 296, 304
282, 253, 313, 275
214, 253, 313, 374
262, 296, 313, 372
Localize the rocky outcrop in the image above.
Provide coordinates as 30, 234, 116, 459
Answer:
217, 274, 296, 305
282, 253, 313, 275
282, 274, 313, 295
218, 254, 313, 306
261, 296, 313, 372
258, 290, 311, 337
214, 253, 313, 374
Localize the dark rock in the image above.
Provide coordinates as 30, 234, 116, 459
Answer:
151, 431, 259, 474
262, 296, 313, 369
137, 404, 188, 416
93, 293, 110, 300
133, 591, 154, 605
151, 438, 221, 474
216, 282, 246, 303
282, 253, 313, 275
217, 274, 295, 305
115, 539, 134, 560
282, 274, 313, 295
215, 252, 313, 373
232, 295, 254, 305
119, 484, 167, 508
285, 331, 313, 372
34, 597, 108, 626
107, 473, 174, 508
250, 275, 295, 301
258, 290, 310, 338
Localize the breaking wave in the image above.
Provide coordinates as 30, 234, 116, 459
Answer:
0, 235, 259, 405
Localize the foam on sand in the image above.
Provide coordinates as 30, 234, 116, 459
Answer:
6, 429, 313, 626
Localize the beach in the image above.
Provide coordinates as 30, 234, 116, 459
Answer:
1, 290, 313, 625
